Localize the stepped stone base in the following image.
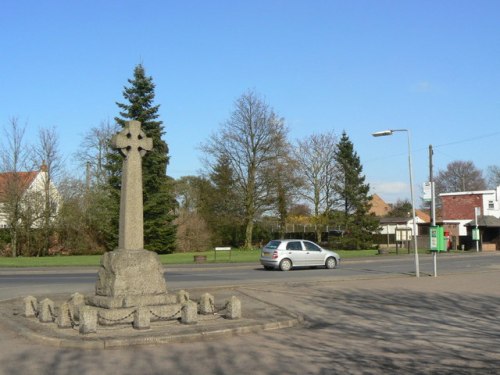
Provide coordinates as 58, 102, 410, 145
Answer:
87, 293, 178, 309
94, 303, 184, 326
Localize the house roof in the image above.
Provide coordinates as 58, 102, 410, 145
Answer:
440, 189, 496, 197
0, 171, 39, 201
379, 217, 415, 224
464, 215, 500, 228
369, 194, 391, 217
416, 209, 430, 223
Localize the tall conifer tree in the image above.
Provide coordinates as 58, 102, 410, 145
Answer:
111, 64, 176, 253
333, 131, 378, 249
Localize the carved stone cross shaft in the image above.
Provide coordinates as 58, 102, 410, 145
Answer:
111, 120, 152, 250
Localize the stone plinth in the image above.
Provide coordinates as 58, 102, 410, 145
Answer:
79, 306, 97, 334
94, 249, 167, 298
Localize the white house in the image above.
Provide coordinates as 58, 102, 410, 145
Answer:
378, 216, 426, 237
0, 165, 60, 228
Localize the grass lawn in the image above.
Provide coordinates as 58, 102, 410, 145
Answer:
0, 248, 395, 268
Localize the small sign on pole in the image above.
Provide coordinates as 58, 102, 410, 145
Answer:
422, 182, 432, 202
472, 228, 480, 241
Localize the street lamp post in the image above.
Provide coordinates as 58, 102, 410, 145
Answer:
373, 129, 420, 278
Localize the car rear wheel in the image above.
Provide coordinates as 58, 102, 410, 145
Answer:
325, 257, 337, 269
279, 258, 292, 271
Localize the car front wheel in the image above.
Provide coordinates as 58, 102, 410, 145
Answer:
325, 257, 337, 269
279, 258, 292, 271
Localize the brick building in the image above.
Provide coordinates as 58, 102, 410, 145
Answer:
440, 187, 500, 250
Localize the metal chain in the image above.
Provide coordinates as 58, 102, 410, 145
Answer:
30, 300, 39, 318
149, 307, 183, 321
209, 300, 229, 314
68, 307, 79, 328
48, 304, 58, 321
97, 309, 135, 323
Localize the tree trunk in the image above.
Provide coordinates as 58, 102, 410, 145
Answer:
10, 230, 17, 258
316, 228, 322, 243
244, 218, 254, 249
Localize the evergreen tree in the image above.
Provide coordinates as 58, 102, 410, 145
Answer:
387, 199, 413, 217
333, 131, 378, 249
110, 64, 177, 253
202, 154, 245, 247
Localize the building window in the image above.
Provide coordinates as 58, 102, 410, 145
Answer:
488, 200, 494, 209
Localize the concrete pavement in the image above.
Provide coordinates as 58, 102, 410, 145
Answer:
0, 267, 499, 374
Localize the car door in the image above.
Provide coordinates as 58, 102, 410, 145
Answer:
285, 241, 306, 266
302, 241, 325, 266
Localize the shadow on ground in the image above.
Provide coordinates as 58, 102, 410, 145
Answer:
1, 283, 499, 374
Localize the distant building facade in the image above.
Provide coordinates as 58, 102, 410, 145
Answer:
440, 187, 500, 236
440, 187, 500, 250
0, 166, 60, 229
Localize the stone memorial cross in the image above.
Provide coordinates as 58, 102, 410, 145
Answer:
111, 120, 152, 251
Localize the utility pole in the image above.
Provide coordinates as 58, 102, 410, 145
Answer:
429, 145, 438, 277
429, 145, 435, 226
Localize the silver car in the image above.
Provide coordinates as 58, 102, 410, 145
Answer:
260, 239, 341, 271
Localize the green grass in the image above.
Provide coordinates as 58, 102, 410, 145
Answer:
0, 255, 102, 267
0, 248, 428, 268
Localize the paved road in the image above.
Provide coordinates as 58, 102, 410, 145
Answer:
0, 255, 499, 374
0, 252, 498, 301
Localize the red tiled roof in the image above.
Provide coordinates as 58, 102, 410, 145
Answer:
369, 194, 391, 217
416, 209, 430, 223
0, 171, 39, 201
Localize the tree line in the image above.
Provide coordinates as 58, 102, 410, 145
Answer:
1, 64, 496, 256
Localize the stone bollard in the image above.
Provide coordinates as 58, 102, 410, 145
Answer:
79, 306, 98, 334
56, 302, 72, 329
225, 296, 242, 320
23, 296, 38, 318
68, 292, 85, 320
181, 300, 198, 325
177, 290, 190, 304
133, 307, 150, 330
198, 293, 215, 315
38, 298, 55, 323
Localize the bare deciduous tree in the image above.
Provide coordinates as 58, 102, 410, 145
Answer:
77, 120, 117, 186
174, 210, 211, 252
0, 117, 33, 257
293, 132, 338, 242
435, 160, 486, 195
268, 153, 302, 239
202, 90, 289, 248
33, 126, 63, 256
486, 165, 500, 189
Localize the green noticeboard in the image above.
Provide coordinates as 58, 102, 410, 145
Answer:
430, 226, 445, 252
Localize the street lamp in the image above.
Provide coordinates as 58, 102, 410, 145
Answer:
372, 129, 420, 277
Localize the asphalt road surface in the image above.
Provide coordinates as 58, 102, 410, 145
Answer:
0, 252, 498, 301
1, 252, 499, 374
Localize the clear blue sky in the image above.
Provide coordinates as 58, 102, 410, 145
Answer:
2, 0, 499, 204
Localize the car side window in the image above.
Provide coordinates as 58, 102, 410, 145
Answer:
303, 241, 321, 251
286, 241, 303, 251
